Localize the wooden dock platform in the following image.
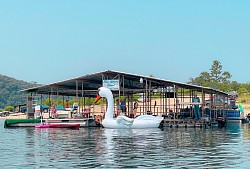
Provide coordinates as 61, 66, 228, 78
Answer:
160, 118, 219, 128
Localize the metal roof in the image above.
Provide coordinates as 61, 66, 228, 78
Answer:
21, 70, 227, 97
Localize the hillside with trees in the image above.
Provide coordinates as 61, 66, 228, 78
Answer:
0, 74, 39, 109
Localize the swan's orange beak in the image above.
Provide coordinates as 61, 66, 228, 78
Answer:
95, 94, 101, 103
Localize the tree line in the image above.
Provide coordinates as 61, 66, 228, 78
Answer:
188, 60, 250, 94
0, 74, 38, 111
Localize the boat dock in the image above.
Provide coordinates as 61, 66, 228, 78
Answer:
7, 70, 238, 129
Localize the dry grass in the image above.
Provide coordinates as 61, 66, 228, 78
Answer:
237, 93, 250, 114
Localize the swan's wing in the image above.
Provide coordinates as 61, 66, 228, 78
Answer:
135, 114, 155, 120
116, 115, 134, 127
154, 116, 164, 122
135, 115, 163, 122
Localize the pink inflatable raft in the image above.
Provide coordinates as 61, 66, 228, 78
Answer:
35, 123, 80, 130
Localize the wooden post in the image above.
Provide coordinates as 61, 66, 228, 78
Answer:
174, 84, 176, 123
82, 81, 84, 112
202, 88, 205, 124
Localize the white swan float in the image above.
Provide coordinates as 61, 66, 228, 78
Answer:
95, 87, 163, 129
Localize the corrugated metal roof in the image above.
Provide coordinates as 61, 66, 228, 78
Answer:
21, 70, 227, 96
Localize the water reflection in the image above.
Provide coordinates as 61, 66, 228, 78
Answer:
1, 120, 250, 168
101, 128, 164, 168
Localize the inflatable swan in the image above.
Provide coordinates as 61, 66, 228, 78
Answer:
95, 87, 163, 129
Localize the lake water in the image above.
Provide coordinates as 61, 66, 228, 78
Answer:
1, 120, 250, 169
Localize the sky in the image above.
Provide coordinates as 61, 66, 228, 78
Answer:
0, 0, 250, 85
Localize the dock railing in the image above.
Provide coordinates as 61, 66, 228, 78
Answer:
92, 101, 226, 123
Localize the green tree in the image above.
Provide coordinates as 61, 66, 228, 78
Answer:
56, 98, 63, 106
230, 81, 240, 91
42, 98, 56, 107
210, 60, 232, 84
210, 60, 221, 82
189, 60, 232, 91
238, 83, 250, 94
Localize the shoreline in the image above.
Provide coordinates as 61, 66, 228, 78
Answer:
0, 113, 26, 120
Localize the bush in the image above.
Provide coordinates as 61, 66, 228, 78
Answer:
5, 106, 14, 112
240, 99, 247, 103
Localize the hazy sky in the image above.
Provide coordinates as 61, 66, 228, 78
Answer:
1, 1, 250, 84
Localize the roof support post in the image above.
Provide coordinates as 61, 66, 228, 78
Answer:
164, 87, 167, 115
149, 81, 152, 112
81, 81, 84, 111
118, 75, 121, 103
122, 75, 125, 96
40, 94, 43, 106
168, 86, 172, 114
174, 84, 176, 122
145, 78, 148, 113
201, 88, 205, 122
48, 92, 51, 118
50, 87, 53, 107
76, 80, 79, 113
56, 88, 59, 106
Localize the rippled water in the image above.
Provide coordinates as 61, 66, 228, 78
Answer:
1, 120, 250, 168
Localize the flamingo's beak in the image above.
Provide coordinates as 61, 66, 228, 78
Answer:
95, 94, 101, 103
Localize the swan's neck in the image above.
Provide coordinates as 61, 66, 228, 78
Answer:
105, 94, 114, 119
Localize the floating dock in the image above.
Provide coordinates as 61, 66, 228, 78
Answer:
4, 118, 99, 128
160, 118, 221, 128
4, 119, 41, 128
